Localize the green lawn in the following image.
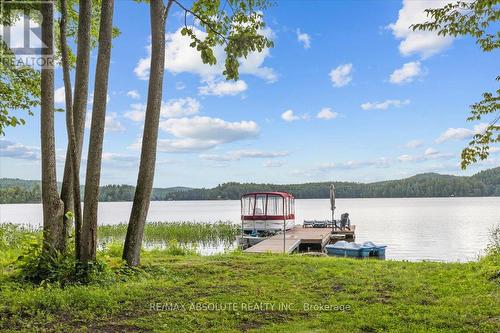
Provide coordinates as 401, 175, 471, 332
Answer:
1, 249, 499, 332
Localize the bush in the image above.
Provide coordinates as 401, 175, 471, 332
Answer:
16, 240, 76, 286
486, 224, 500, 256
101, 240, 124, 258
16, 239, 116, 286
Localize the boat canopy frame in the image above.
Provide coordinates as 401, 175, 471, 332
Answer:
240, 192, 295, 221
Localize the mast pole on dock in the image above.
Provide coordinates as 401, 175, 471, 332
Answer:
330, 184, 336, 231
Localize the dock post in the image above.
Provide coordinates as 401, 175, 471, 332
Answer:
283, 198, 286, 253
241, 218, 244, 250
283, 218, 286, 253
240, 199, 244, 250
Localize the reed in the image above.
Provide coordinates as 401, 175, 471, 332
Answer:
0, 223, 41, 251
97, 221, 240, 245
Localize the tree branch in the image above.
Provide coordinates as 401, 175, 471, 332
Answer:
171, 0, 229, 43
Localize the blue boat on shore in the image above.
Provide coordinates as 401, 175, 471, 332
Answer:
325, 241, 386, 258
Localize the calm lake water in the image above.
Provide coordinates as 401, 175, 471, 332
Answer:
1, 197, 499, 262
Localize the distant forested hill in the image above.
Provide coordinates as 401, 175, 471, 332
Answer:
0, 167, 499, 204
0, 179, 191, 204
162, 167, 500, 200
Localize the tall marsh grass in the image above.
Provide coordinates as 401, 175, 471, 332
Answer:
0, 223, 41, 251
98, 221, 240, 245
0, 221, 240, 262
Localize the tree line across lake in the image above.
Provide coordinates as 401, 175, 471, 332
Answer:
1, 167, 498, 204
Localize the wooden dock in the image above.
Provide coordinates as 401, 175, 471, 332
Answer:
244, 225, 355, 254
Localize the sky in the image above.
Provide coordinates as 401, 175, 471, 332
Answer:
0, 0, 499, 188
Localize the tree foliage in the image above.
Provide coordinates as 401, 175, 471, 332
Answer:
0, 0, 120, 135
411, 0, 500, 169
54, 0, 121, 68
176, 0, 274, 80
0, 2, 41, 135
0, 45, 40, 135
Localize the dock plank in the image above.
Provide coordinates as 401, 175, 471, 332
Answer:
244, 238, 300, 254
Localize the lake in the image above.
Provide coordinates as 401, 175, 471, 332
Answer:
1, 197, 499, 262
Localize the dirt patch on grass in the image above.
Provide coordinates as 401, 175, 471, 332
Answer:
332, 283, 344, 292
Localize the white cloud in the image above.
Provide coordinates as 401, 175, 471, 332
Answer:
85, 111, 125, 133
124, 103, 146, 122
161, 97, 201, 118
105, 112, 126, 132
389, 61, 422, 84
397, 154, 415, 162
87, 93, 110, 105
134, 27, 277, 83
156, 139, 218, 153
200, 150, 289, 162
388, 0, 455, 58
424, 147, 439, 156
316, 107, 338, 120
0, 139, 39, 160
296, 29, 311, 49
198, 79, 248, 96
436, 128, 472, 143
125, 97, 201, 122
281, 110, 299, 122
175, 81, 186, 90
329, 63, 352, 87
490, 147, 500, 154
147, 116, 259, 152
405, 140, 423, 148
102, 152, 138, 166
134, 52, 151, 80
398, 147, 454, 162
264, 161, 284, 168
126, 90, 140, 99
361, 99, 410, 110
281, 109, 310, 122
55, 87, 66, 105
160, 116, 258, 142
316, 158, 391, 171
435, 123, 489, 143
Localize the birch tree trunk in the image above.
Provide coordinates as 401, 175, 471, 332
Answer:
59, 0, 83, 255
60, 0, 92, 259
81, 0, 114, 264
40, 0, 65, 254
123, 0, 172, 266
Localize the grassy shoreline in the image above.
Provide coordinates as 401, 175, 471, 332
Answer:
0, 224, 499, 332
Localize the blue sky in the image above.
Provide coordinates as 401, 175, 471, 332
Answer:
1, 0, 499, 188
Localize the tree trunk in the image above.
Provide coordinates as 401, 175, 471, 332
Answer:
59, 157, 74, 238
59, 0, 83, 255
60, 0, 92, 259
123, 0, 171, 267
41, 0, 65, 254
81, 0, 114, 264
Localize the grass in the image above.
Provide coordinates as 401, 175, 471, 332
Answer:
0, 224, 499, 332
